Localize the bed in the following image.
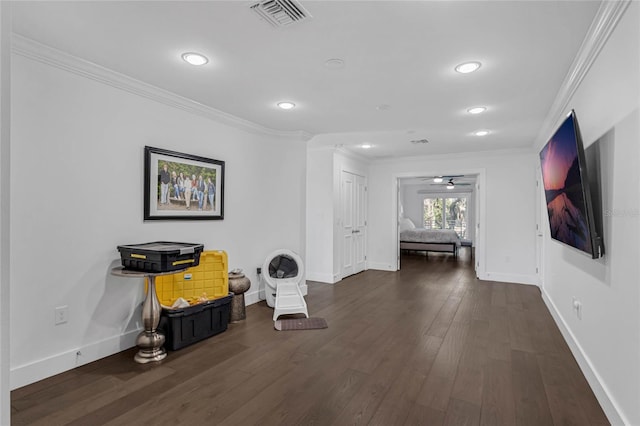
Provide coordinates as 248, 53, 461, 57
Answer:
399, 218, 461, 258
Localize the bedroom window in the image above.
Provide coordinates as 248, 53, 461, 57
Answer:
423, 197, 468, 238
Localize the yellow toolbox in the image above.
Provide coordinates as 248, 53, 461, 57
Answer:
150, 250, 228, 307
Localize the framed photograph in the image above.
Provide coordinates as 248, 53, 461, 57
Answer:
144, 146, 224, 220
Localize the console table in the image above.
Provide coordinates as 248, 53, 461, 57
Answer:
111, 266, 187, 364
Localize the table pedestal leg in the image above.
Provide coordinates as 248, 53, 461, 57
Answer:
134, 276, 166, 363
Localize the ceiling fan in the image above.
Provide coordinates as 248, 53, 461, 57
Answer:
429, 178, 472, 189
421, 175, 464, 183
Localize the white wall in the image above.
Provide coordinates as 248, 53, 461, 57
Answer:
0, 3, 11, 424
536, 3, 639, 424
368, 150, 537, 284
10, 48, 306, 388
306, 148, 334, 282
401, 184, 427, 227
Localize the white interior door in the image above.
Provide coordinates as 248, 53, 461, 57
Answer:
341, 171, 367, 279
396, 179, 401, 270
353, 174, 367, 274
475, 181, 481, 275
341, 171, 355, 278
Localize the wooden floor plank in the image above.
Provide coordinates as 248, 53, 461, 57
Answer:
102, 364, 253, 425
331, 323, 422, 425
507, 304, 536, 353
403, 403, 446, 426
297, 368, 369, 426
450, 319, 489, 405
426, 294, 463, 338
511, 349, 555, 426
480, 358, 516, 426
368, 335, 443, 425
415, 321, 470, 411
490, 282, 508, 308
486, 305, 512, 362
537, 352, 599, 426
66, 341, 249, 426
11, 251, 608, 425
443, 398, 481, 426
27, 366, 175, 426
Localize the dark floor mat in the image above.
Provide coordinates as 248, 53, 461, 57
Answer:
274, 317, 328, 331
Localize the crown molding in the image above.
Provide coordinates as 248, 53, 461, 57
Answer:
11, 34, 314, 141
372, 146, 536, 165
533, 0, 631, 150
306, 144, 372, 164
333, 145, 371, 165
306, 145, 337, 153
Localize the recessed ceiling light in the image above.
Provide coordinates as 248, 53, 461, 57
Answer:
325, 58, 345, 69
455, 61, 481, 74
467, 106, 487, 114
277, 102, 296, 110
433, 177, 443, 183
361, 143, 372, 149
181, 52, 208, 66
474, 130, 490, 136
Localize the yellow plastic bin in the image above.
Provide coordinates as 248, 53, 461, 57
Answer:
150, 250, 229, 307
148, 250, 231, 350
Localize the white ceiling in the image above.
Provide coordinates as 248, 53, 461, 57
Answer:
11, 1, 601, 159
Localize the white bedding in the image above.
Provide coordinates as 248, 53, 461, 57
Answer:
400, 228, 461, 247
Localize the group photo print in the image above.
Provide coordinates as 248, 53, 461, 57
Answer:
144, 146, 225, 221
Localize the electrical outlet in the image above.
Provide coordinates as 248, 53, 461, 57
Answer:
572, 297, 582, 320
55, 306, 68, 325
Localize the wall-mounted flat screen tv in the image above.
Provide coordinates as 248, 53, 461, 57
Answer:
539, 110, 603, 259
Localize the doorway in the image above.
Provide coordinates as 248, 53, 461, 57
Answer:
395, 170, 486, 278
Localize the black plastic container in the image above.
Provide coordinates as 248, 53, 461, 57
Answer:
117, 241, 204, 273
158, 294, 232, 351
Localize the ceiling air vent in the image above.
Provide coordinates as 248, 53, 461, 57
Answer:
250, 0, 312, 28
410, 139, 429, 144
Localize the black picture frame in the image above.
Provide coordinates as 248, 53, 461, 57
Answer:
144, 146, 224, 221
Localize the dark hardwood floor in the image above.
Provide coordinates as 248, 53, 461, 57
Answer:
11, 248, 609, 425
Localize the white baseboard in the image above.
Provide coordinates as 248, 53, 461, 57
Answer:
11, 329, 139, 390
541, 289, 625, 426
306, 271, 338, 283
245, 289, 263, 306
478, 271, 538, 286
368, 262, 396, 272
